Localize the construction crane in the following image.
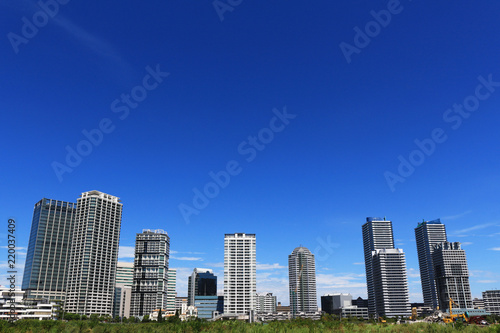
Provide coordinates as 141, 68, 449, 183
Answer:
410, 307, 418, 320
442, 298, 468, 324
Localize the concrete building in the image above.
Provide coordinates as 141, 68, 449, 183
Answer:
0, 288, 57, 321
362, 217, 394, 315
415, 219, 447, 309
175, 296, 188, 314
130, 229, 170, 317
473, 298, 485, 309
116, 262, 134, 286
22, 198, 76, 301
113, 284, 131, 319
483, 290, 500, 315
65, 191, 123, 316
256, 292, 277, 313
432, 242, 472, 311
166, 269, 177, 314
289, 246, 317, 313
224, 233, 256, 314
371, 248, 411, 317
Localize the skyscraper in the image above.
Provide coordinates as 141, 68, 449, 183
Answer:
288, 246, 317, 313
65, 191, 123, 315
415, 219, 447, 309
130, 229, 170, 317
371, 249, 411, 317
188, 268, 217, 306
432, 242, 472, 311
116, 262, 134, 286
362, 217, 394, 315
113, 262, 134, 319
22, 198, 76, 301
224, 233, 256, 314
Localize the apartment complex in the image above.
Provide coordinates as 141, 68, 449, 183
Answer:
289, 246, 317, 313
224, 233, 256, 314
415, 219, 447, 309
130, 229, 170, 317
65, 191, 123, 315
256, 292, 277, 313
483, 290, 500, 315
22, 198, 76, 301
432, 242, 472, 311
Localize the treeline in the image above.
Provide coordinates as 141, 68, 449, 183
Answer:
0, 316, 499, 333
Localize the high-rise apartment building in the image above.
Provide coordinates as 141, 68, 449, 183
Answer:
130, 229, 170, 317
188, 268, 217, 305
483, 290, 500, 315
224, 233, 256, 314
415, 219, 447, 309
255, 292, 277, 313
432, 242, 472, 311
22, 198, 76, 301
371, 249, 411, 317
362, 217, 394, 315
288, 246, 317, 313
166, 268, 176, 314
116, 262, 134, 286
65, 191, 123, 315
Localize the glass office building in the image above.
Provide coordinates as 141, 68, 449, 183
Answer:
22, 198, 76, 301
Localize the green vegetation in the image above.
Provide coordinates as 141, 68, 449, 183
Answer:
0, 316, 499, 333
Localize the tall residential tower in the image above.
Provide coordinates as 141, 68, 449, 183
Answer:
288, 246, 317, 313
130, 229, 170, 317
415, 219, 447, 309
224, 233, 256, 314
65, 191, 123, 315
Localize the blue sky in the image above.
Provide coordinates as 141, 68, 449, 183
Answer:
1, 0, 500, 305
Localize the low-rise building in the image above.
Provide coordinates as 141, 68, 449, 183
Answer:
483, 290, 500, 315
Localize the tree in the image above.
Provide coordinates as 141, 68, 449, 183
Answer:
157, 310, 164, 322
142, 314, 150, 322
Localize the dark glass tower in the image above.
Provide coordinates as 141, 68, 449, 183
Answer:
188, 268, 217, 306
22, 198, 76, 300
415, 219, 447, 309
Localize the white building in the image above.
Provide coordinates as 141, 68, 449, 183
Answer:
65, 191, 123, 316
483, 290, 500, 315
372, 248, 411, 318
289, 247, 317, 313
0, 288, 57, 321
224, 233, 256, 314
166, 269, 176, 314
113, 284, 132, 319
116, 262, 134, 286
256, 292, 277, 313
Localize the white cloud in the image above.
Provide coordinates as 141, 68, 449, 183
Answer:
407, 268, 420, 278
442, 210, 472, 221
0, 246, 27, 250
118, 246, 135, 258
205, 262, 224, 268
490, 247, 500, 251
316, 273, 366, 289
170, 256, 203, 261
460, 242, 473, 246
257, 263, 286, 270
477, 280, 497, 283
452, 223, 496, 235
352, 262, 364, 265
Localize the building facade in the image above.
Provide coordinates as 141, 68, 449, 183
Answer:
224, 233, 256, 314
415, 219, 447, 309
113, 284, 132, 319
289, 246, 317, 313
321, 293, 369, 319
130, 229, 170, 317
22, 198, 76, 301
65, 191, 123, 315
483, 290, 500, 315
166, 268, 176, 314
256, 292, 277, 313
188, 268, 217, 306
432, 242, 472, 311
116, 262, 134, 286
371, 248, 411, 317
362, 217, 395, 315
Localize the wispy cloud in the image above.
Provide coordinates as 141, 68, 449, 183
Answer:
461, 242, 473, 246
257, 263, 286, 270
477, 280, 497, 283
352, 262, 364, 265
316, 273, 366, 289
407, 268, 420, 278
452, 223, 496, 235
118, 246, 135, 258
171, 256, 203, 261
490, 247, 500, 251
442, 210, 472, 221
